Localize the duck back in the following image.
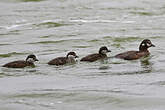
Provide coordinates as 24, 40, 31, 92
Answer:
115, 51, 150, 60
48, 57, 68, 65
80, 53, 107, 62
3, 60, 33, 68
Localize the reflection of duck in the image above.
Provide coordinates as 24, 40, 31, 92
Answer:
2, 54, 38, 68
115, 39, 155, 60
80, 46, 111, 62
140, 59, 153, 73
48, 52, 78, 66
141, 59, 150, 66
140, 56, 153, 67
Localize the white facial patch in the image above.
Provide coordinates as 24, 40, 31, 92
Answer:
142, 43, 145, 46
101, 50, 108, 54
27, 58, 35, 62
68, 55, 75, 58
147, 43, 151, 47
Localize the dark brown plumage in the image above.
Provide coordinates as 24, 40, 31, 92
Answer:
115, 39, 155, 60
80, 46, 111, 62
48, 52, 78, 66
2, 54, 38, 68
3, 61, 34, 68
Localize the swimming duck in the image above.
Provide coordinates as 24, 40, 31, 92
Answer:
48, 52, 78, 65
2, 54, 38, 68
80, 46, 111, 62
115, 39, 155, 60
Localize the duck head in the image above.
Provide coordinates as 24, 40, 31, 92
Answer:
26, 54, 39, 63
66, 52, 78, 58
99, 46, 111, 55
139, 39, 155, 51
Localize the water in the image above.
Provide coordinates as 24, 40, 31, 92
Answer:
0, 0, 165, 110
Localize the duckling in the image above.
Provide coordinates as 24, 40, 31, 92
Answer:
48, 52, 78, 65
115, 39, 155, 60
2, 54, 38, 68
80, 46, 111, 62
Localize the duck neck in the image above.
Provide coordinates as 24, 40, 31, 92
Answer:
99, 53, 107, 57
99, 51, 106, 56
67, 57, 75, 63
26, 60, 34, 65
139, 45, 149, 52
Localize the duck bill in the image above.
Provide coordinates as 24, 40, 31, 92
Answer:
107, 50, 111, 52
75, 56, 79, 58
151, 44, 155, 47
35, 58, 39, 61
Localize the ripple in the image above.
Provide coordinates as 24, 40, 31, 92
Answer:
39, 35, 52, 38
87, 39, 100, 42
2, 23, 32, 30
8, 89, 126, 110
150, 81, 165, 86
34, 21, 69, 29
1, 20, 68, 31
0, 44, 11, 46
12, 89, 124, 100
0, 67, 39, 78
111, 43, 122, 48
0, 52, 26, 58
17, 0, 45, 2
0, 72, 12, 78
111, 69, 152, 76
28, 39, 84, 44
130, 11, 157, 16
29, 40, 66, 44
69, 19, 135, 24
70, 19, 118, 23
103, 36, 142, 42
112, 37, 142, 43
72, 46, 92, 48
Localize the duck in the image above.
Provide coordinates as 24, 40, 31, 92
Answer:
48, 51, 78, 66
2, 54, 38, 68
115, 39, 155, 60
80, 46, 111, 62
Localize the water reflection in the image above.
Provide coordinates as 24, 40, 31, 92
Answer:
140, 57, 153, 73
0, 67, 38, 78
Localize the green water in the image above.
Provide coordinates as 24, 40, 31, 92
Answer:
0, 0, 165, 110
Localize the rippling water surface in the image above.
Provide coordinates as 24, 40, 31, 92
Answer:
0, 0, 165, 110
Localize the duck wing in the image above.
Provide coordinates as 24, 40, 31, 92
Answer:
115, 51, 140, 60
48, 57, 67, 65
3, 60, 28, 68
80, 53, 106, 62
